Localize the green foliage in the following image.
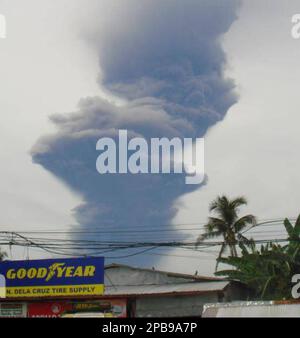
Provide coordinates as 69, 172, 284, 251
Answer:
216, 217, 300, 300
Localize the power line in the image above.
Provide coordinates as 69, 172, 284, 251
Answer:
0, 217, 295, 233
0, 218, 296, 259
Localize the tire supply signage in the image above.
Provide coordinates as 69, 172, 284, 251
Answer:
0, 257, 104, 298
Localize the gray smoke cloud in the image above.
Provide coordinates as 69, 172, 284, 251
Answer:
31, 0, 239, 265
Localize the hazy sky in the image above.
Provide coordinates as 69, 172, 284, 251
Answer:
1, 0, 300, 275
0, 0, 95, 257
163, 0, 300, 274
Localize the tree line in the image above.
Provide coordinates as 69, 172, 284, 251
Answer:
199, 195, 300, 300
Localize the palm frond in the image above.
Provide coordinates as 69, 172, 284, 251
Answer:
284, 218, 294, 238
196, 230, 223, 245
229, 196, 247, 209
294, 215, 300, 236
234, 214, 256, 232
205, 217, 227, 232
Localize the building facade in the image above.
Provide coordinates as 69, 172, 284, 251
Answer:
0, 263, 247, 317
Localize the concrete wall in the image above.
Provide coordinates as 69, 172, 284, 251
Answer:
135, 293, 220, 317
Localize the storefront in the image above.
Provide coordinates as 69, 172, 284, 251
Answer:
0, 260, 247, 318
0, 257, 129, 317
0, 299, 127, 318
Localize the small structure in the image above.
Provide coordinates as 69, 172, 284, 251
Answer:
104, 264, 247, 317
0, 261, 248, 317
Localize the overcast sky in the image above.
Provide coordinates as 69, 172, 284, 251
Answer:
1, 0, 300, 275
164, 0, 300, 275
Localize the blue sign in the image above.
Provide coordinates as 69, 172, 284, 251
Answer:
0, 257, 104, 298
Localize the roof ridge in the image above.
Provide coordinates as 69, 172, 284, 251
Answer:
104, 263, 222, 281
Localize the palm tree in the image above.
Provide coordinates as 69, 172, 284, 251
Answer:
197, 196, 256, 268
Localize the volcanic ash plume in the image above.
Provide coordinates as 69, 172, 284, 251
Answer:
31, 0, 239, 264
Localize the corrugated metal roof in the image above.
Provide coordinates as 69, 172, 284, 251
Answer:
104, 281, 230, 297
105, 263, 222, 282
